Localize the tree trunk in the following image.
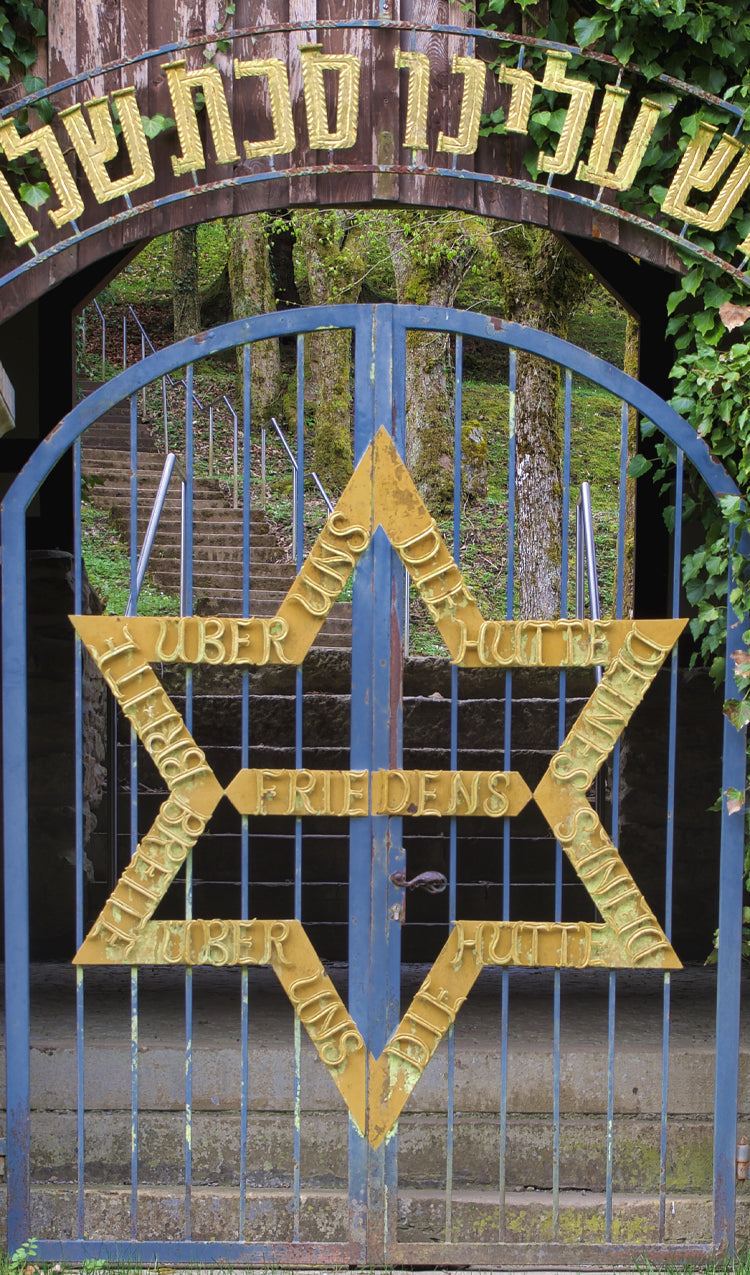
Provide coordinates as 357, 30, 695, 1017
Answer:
227, 214, 281, 426
172, 226, 200, 341
623, 312, 640, 617
492, 228, 588, 618
291, 210, 364, 492
387, 212, 491, 515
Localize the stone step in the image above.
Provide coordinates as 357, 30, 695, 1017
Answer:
95, 489, 233, 511
28, 1111, 715, 1194
83, 449, 170, 468
14, 964, 739, 1241
130, 691, 576, 748
140, 511, 275, 528
20, 1185, 723, 1246
149, 539, 284, 558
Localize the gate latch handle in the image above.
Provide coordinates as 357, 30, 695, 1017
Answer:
389, 870, 447, 894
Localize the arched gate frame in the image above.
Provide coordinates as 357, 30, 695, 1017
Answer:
2, 304, 748, 1266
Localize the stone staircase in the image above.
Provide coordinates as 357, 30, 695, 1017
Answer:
17, 643, 736, 1248
78, 381, 352, 646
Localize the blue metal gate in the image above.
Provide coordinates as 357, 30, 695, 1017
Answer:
2, 304, 747, 1266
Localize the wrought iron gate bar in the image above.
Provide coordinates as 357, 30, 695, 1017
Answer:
3, 304, 747, 1264
72, 437, 86, 1240
239, 342, 251, 1242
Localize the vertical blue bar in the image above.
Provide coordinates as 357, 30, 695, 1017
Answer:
552, 370, 573, 1238
659, 450, 683, 1238
381, 307, 405, 1263
128, 394, 139, 1241
605, 971, 616, 1241
713, 524, 748, 1251
2, 496, 31, 1249
616, 402, 629, 618
239, 343, 252, 1240
499, 349, 517, 1240
183, 365, 194, 1240
293, 336, 305, 1242
349, 307, 403, 1264
602, 401, 629, 1244
73, 438, 86, 1239
348, 312, 375, 1256
445, 335, 463, 1244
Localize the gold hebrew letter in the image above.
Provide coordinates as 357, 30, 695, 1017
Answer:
496, 63, 534, 134
60, 89, 154, 203
163, 59, 240, 175
234, 57, 296, 158
0, 170, 36, 246
300, 45, 360, 150
537, 51, 595, 177
437, 55, 486, 154
662, 122, 750, 234
395, 50, 430, 150
577, 86, 663, 192
0, 118, 84, 228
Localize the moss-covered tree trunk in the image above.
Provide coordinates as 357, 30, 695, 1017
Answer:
227, 214, 281, 425
493, 228, 588, 618
291, 210, 364, 492
623, 312, 640, 617
172, 226, 200, 341
387, 213, 490, 516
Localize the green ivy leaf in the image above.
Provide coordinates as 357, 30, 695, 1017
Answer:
140, 114, 175, 139
573, 14, 608, 48
627, 454, 652, 479
18, 179, 50, 208
612, 36, 635, 64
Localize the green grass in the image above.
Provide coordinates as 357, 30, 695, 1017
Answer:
108, 220, 230, 307
81, 504, 179, 616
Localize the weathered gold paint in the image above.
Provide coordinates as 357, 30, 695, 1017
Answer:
533, 619, 685, 970
163, 59, 241, 175
224, 767, 532, 818
395, 50, 430, 150
0, 117, 84, 228
496, 63, 535, 134
662, 121, 750, 235
71, 427, 683, 1144
2, 39, 749, 255
0, 168, 36, 246
437, 55, 486, 155
299, 45, 360, 150
537, 52, 595, 177
576, 87, 663, 192
60, 89, 155, 202
234, 58, 296, 159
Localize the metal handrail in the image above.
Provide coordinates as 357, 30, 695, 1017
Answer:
125, 452, 183, 616
576, 480, 602, 680
262, 416, 334, 560
84, 300, 240, 502
83, 303, 329, 558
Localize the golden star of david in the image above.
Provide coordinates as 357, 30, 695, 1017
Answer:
71, 428, 683, 1147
